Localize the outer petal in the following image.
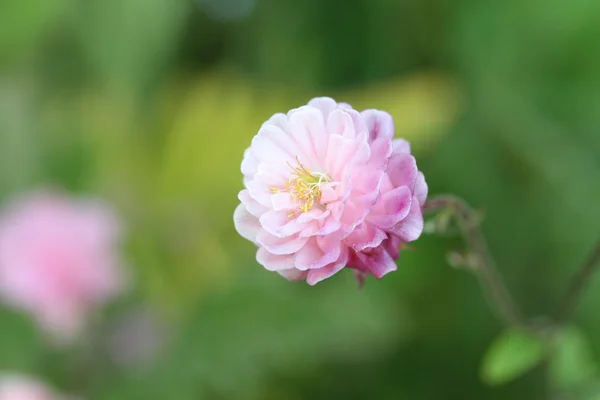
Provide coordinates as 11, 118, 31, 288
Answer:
256, 230, 308, 255
257, 124, 299, 160
414, 171, 428, 206
361, 109, 395, 140
294, 239, 341, 271
233, 204, 260, 244
367, 186, 412, 230
392, 139, 411, 155
390, 197, 424, 242
287, 106, 330, 165
251, 131, 295, 166
307, 97, 338, 119
238, 190, 269, 217
306, 250, 349, 285
325, 134, 368, 180
384, 234, 403, 260
350, 135, 391, 195
277, 268, 309, 281
256, 248, 295, 271
260, 210, 304, 238
326, 109, 358, 140
387, 153, 418, 190
354, 246, 397, 279
345, 222, 387, 251
241, 148, 259, 177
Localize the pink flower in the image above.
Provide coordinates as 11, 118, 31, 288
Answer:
0, 190, 126, 341
234, 97, 428, 285
0, 374, 66, 400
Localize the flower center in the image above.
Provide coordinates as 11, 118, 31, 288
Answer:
270, 157, 331, 217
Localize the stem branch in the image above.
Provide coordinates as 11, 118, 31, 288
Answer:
424, 195, 524, 327
555, 237, 600, 323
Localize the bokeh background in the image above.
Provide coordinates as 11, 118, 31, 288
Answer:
1, 0, 600, 398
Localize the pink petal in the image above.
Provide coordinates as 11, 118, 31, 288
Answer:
325, 134, 370, 184
300, 218, 342, 237
345, 222, 387, 251
320, 186, 337, 203
387, 153, 418, 190
270, 192, 296, 211
316, 231, 344, 253
297, 221, 323, 238
251, 131, 295, 166
314, 217, 342, 236
256, 248, 295, 271
265, 112, 292, 131
233, 204, 260, 243
246, 179, 273, 207
259, 210, 304, 238
367, 186, 412, 230
339, 200, 370, 234
326, 109, 358, 139
392, 139, 411, 155
306, 263, 345, 286
414, 171, 428, 206
390, 197, 424, 242
350, 137, 390, 195
277, 268, 308, 281
362, 109, 395, 140
288, 106, 328, 164
343, 108, 370, 138
258, 123, 299, 157
294, 239, 341, 271
238, 190, 269, 217
241, 148, 259, 177
306, 250, 349, 285
354, 247, 397, 279
307, 97, 338, 119
255, 162, 289, 184
296, 208, 329, 224
384, 235, 403, 260
256, 230, 307, 255
328, 202, 344, 221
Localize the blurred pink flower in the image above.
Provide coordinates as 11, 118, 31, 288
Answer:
234, 97, 428, 285
0, 374, 64, 400
0, 190, 126, 341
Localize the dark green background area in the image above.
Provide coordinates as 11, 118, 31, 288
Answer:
1, 0, 600, 398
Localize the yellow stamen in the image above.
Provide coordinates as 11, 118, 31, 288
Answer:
269, 157, 331, 217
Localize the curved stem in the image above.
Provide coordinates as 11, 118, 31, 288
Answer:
424, 195, 524, 327
555, 237, 600, 323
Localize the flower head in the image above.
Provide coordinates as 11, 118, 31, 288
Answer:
0, 374, 66, 400
0, 190, 126, 341
234, 97, 428, 285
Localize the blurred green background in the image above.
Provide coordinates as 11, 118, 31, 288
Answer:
1, 0, 600, 398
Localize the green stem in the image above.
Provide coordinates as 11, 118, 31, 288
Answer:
555, 237, 600, 323
424, 195, 524, 327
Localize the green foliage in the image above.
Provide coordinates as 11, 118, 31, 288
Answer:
481, 329, 546, 386
78, 0, 189, 93
0, 310, 44, 372
550, 326, 598, 391
0, 0, 69, 63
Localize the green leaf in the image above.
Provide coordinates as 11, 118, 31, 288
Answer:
481, 329, 546, 386
550, 325, 598, 390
